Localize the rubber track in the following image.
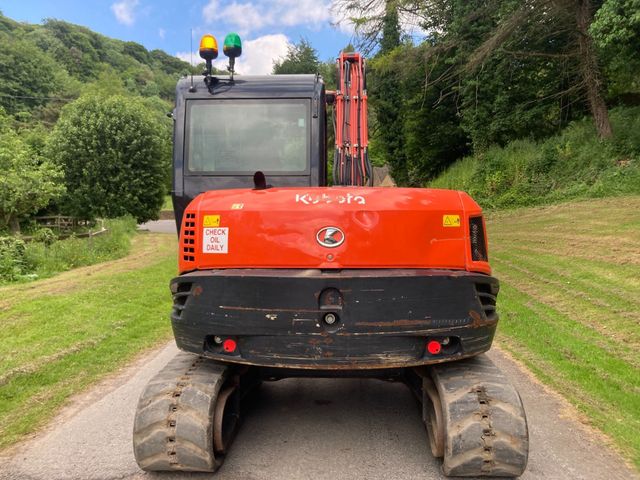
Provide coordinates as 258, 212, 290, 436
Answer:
431, 354, 529, 477
133, 352, 230, 472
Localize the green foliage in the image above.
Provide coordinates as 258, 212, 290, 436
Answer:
0, 236, 27, 281
0, 217, 136, 283
31, 227, 57, 246
345, 0, 639, 183
42, 19, 104, 80
0, 13, 185, 227
0, 34, 64, 115
591, 0, 640, 49
0, 13, 181, 223
430, 107, 640, 208
368, 43, 469, 185
150, 49, 191, 76
22, 217, 136, 280
47, 95, 169, 222
591, 0, 640, 100
273, 39, 321, 74
0, 109, 65, 232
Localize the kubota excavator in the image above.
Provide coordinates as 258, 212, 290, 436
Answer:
132, 33, 529, 477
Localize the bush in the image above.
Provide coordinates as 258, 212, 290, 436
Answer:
46, 95, 169, 223
32, 227, 57, 246
0, 237, 27, 281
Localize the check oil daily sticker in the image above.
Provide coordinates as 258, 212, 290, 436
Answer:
203, 227, 228, 253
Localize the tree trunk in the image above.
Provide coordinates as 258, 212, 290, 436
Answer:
575, 0, 612, 139
9, 216, 20, 234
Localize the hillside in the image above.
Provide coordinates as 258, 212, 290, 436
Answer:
0, 12, 190, 125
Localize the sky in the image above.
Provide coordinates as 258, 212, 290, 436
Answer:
0, 0, 358, 74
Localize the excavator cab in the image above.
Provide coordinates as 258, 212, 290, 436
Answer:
171, 74, 328, 229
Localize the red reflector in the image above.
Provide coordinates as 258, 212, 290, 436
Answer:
222, 339, 237, 353
427, 340, 442, 355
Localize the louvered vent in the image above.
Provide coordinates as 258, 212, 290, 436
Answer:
171, 282, 192, 322
182, 212, 196, 262
469, 216, 488, 262
475, 282, 498, 322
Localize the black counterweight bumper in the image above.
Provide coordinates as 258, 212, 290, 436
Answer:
170, 269, 499, 370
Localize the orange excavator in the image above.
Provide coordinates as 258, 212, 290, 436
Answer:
132, 34, 529, 477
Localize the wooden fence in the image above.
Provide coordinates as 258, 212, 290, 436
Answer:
20, 216, 108, 242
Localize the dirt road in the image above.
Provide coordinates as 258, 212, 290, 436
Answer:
0, 341, 636, 480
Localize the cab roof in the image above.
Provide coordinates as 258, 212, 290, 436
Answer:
176, 74, 322, 100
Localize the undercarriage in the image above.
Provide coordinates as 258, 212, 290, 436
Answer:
133, 352, 528, 476
133, 269, 528, 477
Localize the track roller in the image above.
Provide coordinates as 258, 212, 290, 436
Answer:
413, 354, 529, 477
133, 352, 257, 472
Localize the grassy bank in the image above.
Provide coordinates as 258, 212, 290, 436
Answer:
0, 217, 138, 283
487, 197, 640, 468
430, 107, 640, 208
0, 232, 176, 450
24, 217, 138, 280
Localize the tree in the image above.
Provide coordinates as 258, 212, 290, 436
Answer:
574, 0, 613, 138
0, 109, 65, 233
369, 1, 408, 182
46, 95, 169, 222
273, 39, 321, 74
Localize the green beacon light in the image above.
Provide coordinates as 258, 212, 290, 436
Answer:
223, 33, 242, 81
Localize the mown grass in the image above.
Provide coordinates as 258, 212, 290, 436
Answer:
0, 232, 176, 450
487, 196, 640, 468
430, 106, 640, 208
162, 195, 173, 211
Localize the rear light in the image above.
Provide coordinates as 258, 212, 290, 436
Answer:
427, 340, 442, 355
469, 216, 488, 262
222, 339, 237, 353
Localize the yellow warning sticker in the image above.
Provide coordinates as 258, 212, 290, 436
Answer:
443, 215, 461, 227
231, 203, 244, 210
203, 215, 221, 227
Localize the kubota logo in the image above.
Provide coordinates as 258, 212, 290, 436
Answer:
316, 227, 345, 248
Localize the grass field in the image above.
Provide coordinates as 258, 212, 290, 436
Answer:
0, 232, 176, 450
487, 196, 640, 468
